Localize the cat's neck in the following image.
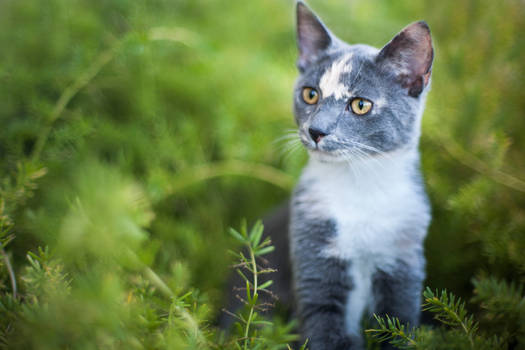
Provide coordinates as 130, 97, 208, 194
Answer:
303, 147, 420, 193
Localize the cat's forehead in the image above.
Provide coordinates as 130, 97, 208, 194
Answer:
304, 44, 380, 100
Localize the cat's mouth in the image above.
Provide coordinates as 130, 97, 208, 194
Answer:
300, 133, 339, 153
300, 137, 378, 163
299, 136, 349, 162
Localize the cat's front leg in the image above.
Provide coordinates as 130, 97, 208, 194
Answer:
291, 220, 363, 350
371, 258, 425, 350
295, 255, 363, 350
295, 258, 363, 350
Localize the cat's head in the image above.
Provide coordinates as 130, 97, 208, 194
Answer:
294, 1, 433, 162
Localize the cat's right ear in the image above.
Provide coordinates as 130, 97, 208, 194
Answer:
296, 1, 334, 72
376, 21, 434, 97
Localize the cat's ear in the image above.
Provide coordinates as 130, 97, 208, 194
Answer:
376, 21, 434, 97
296, 1, 335, 72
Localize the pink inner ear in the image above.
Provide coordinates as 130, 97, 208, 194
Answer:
377, 21, 434, 96
405, 22, 433, 73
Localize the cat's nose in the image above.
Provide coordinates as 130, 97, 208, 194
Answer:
308, 127, 327, 143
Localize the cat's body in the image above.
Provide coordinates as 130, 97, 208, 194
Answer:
289, 2, 433, 349
291, 151, 430, 349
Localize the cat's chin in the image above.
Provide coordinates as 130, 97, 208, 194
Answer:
308, 149, 348, 163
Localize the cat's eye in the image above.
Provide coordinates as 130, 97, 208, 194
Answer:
302, 87, 319, 105
349, 97, 373, 115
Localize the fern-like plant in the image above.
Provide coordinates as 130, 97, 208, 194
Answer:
366, 287, 504, 350
422, 287, 478, 347
365, 314, 418, 349
226, 220, 302, 350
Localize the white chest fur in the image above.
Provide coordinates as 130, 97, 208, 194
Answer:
297, 150, 430, 334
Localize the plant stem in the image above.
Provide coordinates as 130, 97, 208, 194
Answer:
450, 308, 474, 348
0, 247, 16, 299
428, 295, 475, 349
167, 160, 295, 196
429, 131, 525, 193
243, 248, 258, 350
130, 249, 207, 347
31, 40, 122, 162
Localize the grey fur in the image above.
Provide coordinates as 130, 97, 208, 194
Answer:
290, 2, 433, 349
291, 183, 362, 349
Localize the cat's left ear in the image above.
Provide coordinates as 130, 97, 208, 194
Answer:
376, 21, 434, 97
296, 1, 337, 72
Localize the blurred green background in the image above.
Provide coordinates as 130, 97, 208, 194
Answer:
1, 0, 524, 348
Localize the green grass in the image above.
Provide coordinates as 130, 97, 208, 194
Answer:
0, 0, 524, 348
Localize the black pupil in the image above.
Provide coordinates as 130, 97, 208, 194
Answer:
358, 99, 364, 110
309, 90, 316, 100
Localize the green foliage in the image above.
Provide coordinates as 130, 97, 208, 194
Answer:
366, 288, 509, 349
366, 315, 418, 349
472, 276, 525, 345
0, 0, 524, 349
226, 220, 298, 350
422, 288, 479, 345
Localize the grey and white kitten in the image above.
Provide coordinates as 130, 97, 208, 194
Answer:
290, 2, 433, 349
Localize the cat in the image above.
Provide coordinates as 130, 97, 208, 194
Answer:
289, 1, 433, 349
219, 2, 433, 349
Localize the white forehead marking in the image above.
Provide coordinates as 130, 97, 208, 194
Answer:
319, 53, 353, 100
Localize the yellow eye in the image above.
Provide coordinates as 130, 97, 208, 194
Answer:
302, 87, 319, 105
349, 98, 373, 115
